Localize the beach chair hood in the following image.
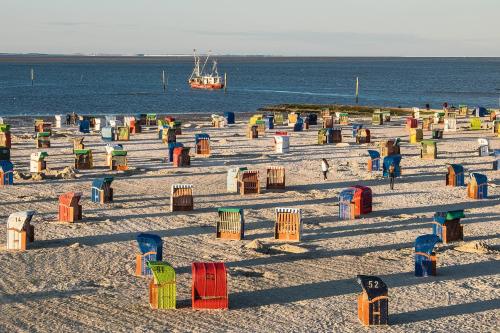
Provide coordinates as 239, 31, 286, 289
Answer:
137, 233, 163, 259
7, 211, 36, 231
470, 173, 487, 185
339, 188, 356, 202
0, 160, 13, 172
415, 234, 439, 254
356, 275, 388, 300
449, 164, 463, 174
147, 261, 175, 283
195, 133, 210, 144
92, 177, 114, 190
368, 150, 380, 160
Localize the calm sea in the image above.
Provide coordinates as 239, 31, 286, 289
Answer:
0, 56, 499, 116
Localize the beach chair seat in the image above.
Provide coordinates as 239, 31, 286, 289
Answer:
35, 132, 51, 148
420, 140, 437, 160
170, 184, 193, 212
339, 186, 372, 220
432, 129, 444, 139
247, 125, 258, 139
58, 192, 82, 223
0, 124, 12, 148
352, 124, 363, 138
72, 137, 85, 152
0, 160, 14, 186
339, 188, 356, 220
173, 147, 190, 167
266, 166, 285, 190
288, 113, 298, 127
54, 115, 62, 128
293, 118, 304, 132
493, 150, 500, 170
117, 126, 130, 141
264, 115, 274, 130
146, 114, 157, 127
478, 138, 490, 157
367, 150, 380, 172
446, 164, 464, 187
379, 139, 400, 157
192, 262, 228, 309
224, 112, 235, 125
382, 155, 402, 177
217, 208, 244, 240
422, 117, 433, 131
405, 117, 418, 130
166, 142, 183, 162
444, 113, 457, 132
195, 133, 211, 156
332, 127, 342, 143
323, 115, 334, 128
238, 171, 260, 195
30, 152, 48, 173
318, 129, 328, 144
382, 111, 391, 122
467, 173, 487, 199
6, 211, 36, 251
148, 261, 176, 309
101, 126, 116, 141
274, 208, 302, 241
307, 113, 318, 125
79, 119, 90, 133
255, 120, 266, 135
227, 167, 247, 193
492, 120, 500, 137
372, 111, 383, 125
91, 177, 114, 203
432, 210, 464, 244
470, 117, 482, 130
74, 149, 93, 169
212, 115, 226, 128
415, 234, 439, 277
274, 135, 289, 153
273, 112, 284, 126
409, 128, 423, 144
339, 113, 349, 125
356, 128, 370, 144
357, 275, 388, 326
111, 150, 128, 171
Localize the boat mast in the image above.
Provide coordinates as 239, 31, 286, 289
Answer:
189, 49, 201, 81
200, 50, 211, 76
211, 60, 219, 77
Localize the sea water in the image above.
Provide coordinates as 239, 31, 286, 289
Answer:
0, 56, 499, 116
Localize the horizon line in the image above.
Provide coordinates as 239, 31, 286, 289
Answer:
1, 53, 500, 59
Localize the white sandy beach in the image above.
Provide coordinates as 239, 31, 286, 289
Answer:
0, 114, 499, 333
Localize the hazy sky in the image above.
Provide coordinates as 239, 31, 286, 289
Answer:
1, 0, 499, 56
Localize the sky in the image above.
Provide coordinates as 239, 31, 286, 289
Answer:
1, 0, 499, 56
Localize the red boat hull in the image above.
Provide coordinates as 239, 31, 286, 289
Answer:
190, 82, 224, 90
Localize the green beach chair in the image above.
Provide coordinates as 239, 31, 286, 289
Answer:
147, 261, 176, 309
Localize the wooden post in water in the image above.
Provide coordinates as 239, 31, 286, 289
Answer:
355, 76, 359, 104
224, 72, 227, 93
161, 70, 167, 92
30, 68, 35, 87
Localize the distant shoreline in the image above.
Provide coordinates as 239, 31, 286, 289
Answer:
2, 54, 500, 64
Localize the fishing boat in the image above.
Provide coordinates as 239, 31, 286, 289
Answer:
188, 50, 225, 90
